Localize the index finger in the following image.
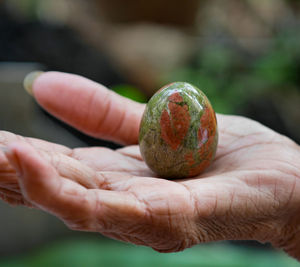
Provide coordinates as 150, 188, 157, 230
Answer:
4, 141, 145, 232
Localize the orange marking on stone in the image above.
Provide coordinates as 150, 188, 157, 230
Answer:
184, 152, 195, 166
188, 149, 214, 177
160, 109, 176, 150
198, 105, 217, 146
160, 99, 190, 150
188, 159, 211, 177
189, 105, 217, 177
168, 92, 183, 103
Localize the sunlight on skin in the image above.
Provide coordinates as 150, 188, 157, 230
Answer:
1, 72, 300, 259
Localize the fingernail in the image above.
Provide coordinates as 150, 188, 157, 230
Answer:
23, 71, 44, 96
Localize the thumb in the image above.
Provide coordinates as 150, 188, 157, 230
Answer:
25, 71, 145, 145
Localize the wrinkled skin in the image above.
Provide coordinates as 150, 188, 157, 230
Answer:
1, 72, 300, 259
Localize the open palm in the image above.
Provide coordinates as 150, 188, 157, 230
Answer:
1, 72, 300, 258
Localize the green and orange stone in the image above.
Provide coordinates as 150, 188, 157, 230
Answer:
139, 82, 218, 179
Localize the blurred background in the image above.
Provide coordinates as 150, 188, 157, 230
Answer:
0, 0, 300, 266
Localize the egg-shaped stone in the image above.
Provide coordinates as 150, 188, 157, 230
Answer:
139, 82, 218, 179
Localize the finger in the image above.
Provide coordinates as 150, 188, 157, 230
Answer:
4, 142, 146, 233
1, 139, 141, 192
0, 190, 32, 207
0, 132, 72, 194
30, 71, 145, 145
0, 179, 20, 193
3, 142, 94, 225
38, 150, 100, 189
0, 130, 72, 155
41, 150, 147, 190
0, 131, 112, 190
0, 149, 16, 182
40, 148, 152, 192
0, 132, 101, 189
0, 187, 22, 200
72, 146, 153, 176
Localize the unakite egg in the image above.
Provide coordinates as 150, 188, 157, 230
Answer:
139, 82, 218, 179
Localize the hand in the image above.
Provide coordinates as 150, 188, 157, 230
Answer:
1, 72, 300, 259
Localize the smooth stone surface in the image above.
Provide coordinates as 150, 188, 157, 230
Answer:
139, 82, 218, 179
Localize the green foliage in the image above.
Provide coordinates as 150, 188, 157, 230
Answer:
5, 0, 40, 19
112, 85, 147, 103
164, 32, 300, 115
0, 238, 298, 267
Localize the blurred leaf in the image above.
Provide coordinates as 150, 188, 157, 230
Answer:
164, 31, 300, 115
5, 0, 40, 19
112, 85, 147, 103
198, 45, 235, 75
253, 49, 295, 86
0, 238, 298, 267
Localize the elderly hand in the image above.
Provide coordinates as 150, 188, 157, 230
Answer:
1, 72, 300, 259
